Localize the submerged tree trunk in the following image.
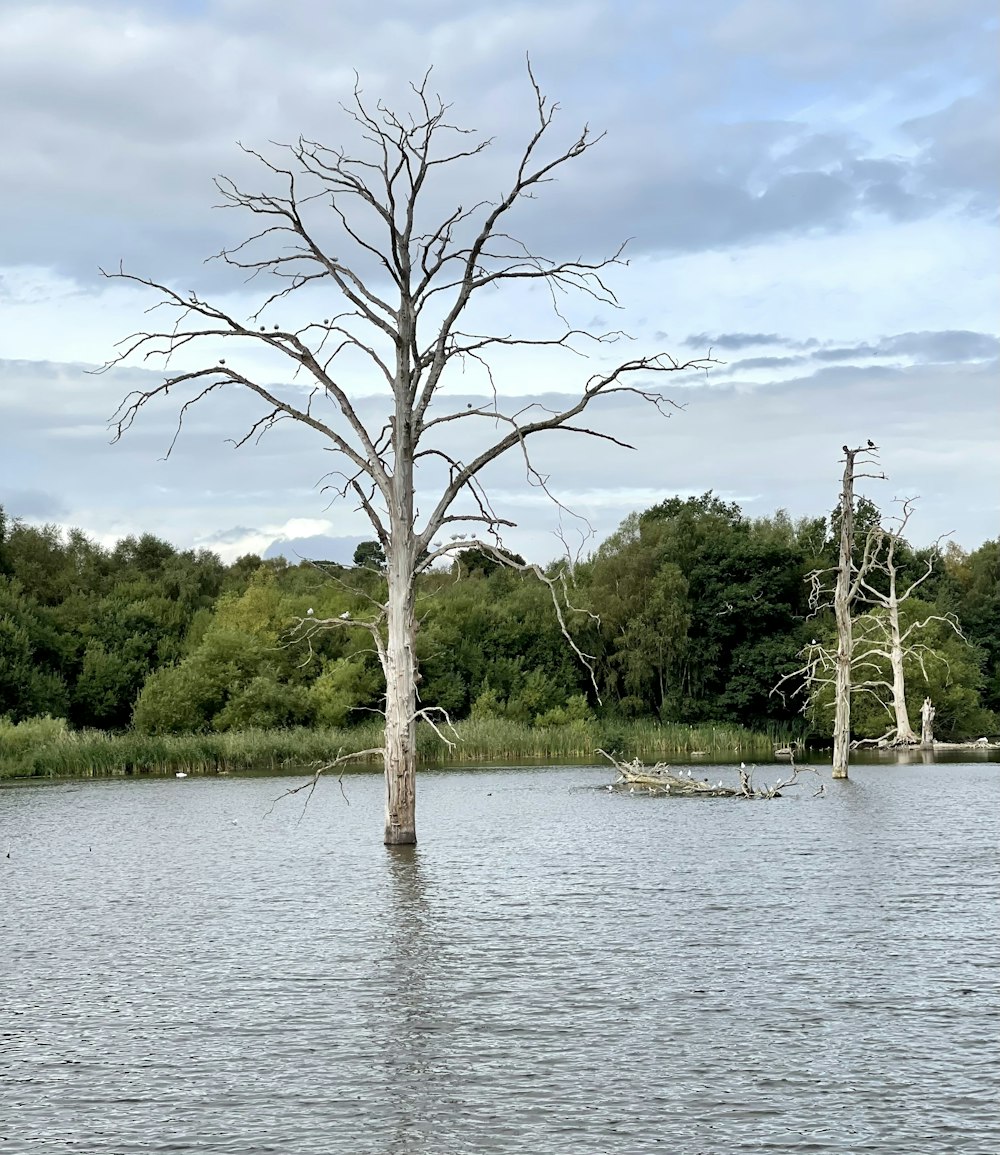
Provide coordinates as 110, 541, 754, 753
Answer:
384, 546, 418, 845
381, 538, 415, 840
832, 453, 856, 779
384, 363, 419, 843
920, 697, 935, 749
105, 69, 715, 844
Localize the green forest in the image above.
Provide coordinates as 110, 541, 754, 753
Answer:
1, 493, 997, 776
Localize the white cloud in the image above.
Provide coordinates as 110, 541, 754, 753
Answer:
0, 0, 996, 565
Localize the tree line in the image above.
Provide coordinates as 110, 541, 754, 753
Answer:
2, 494, 996, 743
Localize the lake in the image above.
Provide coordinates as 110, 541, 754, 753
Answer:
2, 759, 998, 1154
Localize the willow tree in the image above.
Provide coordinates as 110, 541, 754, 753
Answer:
103, 68, 710, 844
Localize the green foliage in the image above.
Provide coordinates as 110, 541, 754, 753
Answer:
211, 568, 286, 643
309, 658, 382, 727
1, 713, 788, 780
587, 493, 810, 727
0, 495, 994, 751
132, 660, 221, 734
939, 539, 1000, 714
0, 714, 74, 777
72, 642, 147, 730
133, 630, 268, 733
453, 547, 525, 578
213, 676, 313, 731
0, 577, 69, 721
0, 716, 387, 779
0, 505, 11, 577
534, 694, 592, 728
807, 600, 996, 741
353, 540, 386, 571
416, 566, 587, 723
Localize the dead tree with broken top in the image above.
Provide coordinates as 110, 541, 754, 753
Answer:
828, 444, 884, 776
101, 66, 713, 844
774, 443, 884, 779
778, 486, 968, 763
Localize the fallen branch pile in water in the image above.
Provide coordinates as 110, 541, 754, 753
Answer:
598, 749, 820, 799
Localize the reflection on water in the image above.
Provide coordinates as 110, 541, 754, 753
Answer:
379, 846, 445, 1151
1, 761, 999, 1154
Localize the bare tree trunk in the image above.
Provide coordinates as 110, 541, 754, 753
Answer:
383, 573, 417, 844
104, 67, 715, 843
920, 697, 935, 748
855, 504, 942, 747
887, 590, 919, 744
832, 454, 856, 779
384, 360, 418, 844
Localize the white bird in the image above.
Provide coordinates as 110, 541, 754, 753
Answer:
740, 761, 746, 770
605, 784, 613, 792
306, 607, 314, 616
175, 772, 187, 779
339, 610, 351, 620
717, 780, 723, 788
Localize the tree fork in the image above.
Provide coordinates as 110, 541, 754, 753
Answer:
102, 64, 714, 842
831, 443, 885, 777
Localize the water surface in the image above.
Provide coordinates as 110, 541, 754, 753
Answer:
2, 761, 998, 1153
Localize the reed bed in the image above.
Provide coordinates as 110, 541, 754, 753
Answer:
427, 718, 783, 762
1, 714, 790, 780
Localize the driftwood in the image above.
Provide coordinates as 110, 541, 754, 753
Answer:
774, 739, 804, 758
598, 750, 819, 799
931, 738, 999, 750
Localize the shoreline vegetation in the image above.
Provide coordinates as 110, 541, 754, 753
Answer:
0, 715, 793, 781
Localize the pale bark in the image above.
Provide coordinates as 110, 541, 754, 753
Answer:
600, 750, 818, 799
772, 445, 884, 777
103, 67, 714, 843
886, 589, 920, 744
854, 500, 956, 747
920, 697, 935, 748
831, 453, 857, 779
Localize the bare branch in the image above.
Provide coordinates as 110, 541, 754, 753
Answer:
267, 747, 384, 820
103, 62, 717, 845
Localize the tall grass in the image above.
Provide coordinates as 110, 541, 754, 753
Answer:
433, 717, 783, 762
0, 714, 792, 780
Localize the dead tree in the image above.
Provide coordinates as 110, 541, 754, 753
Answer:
100, 66, 713, 845
853, 499, 962, 746
920, 697, 935, 747
773, 443, 884, 779
599, 751, 818, 799
829, 444, 885, 777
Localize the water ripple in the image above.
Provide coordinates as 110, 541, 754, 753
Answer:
2, 762, 998, 1153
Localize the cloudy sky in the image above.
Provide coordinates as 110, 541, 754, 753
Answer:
1, 0, 997, 565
